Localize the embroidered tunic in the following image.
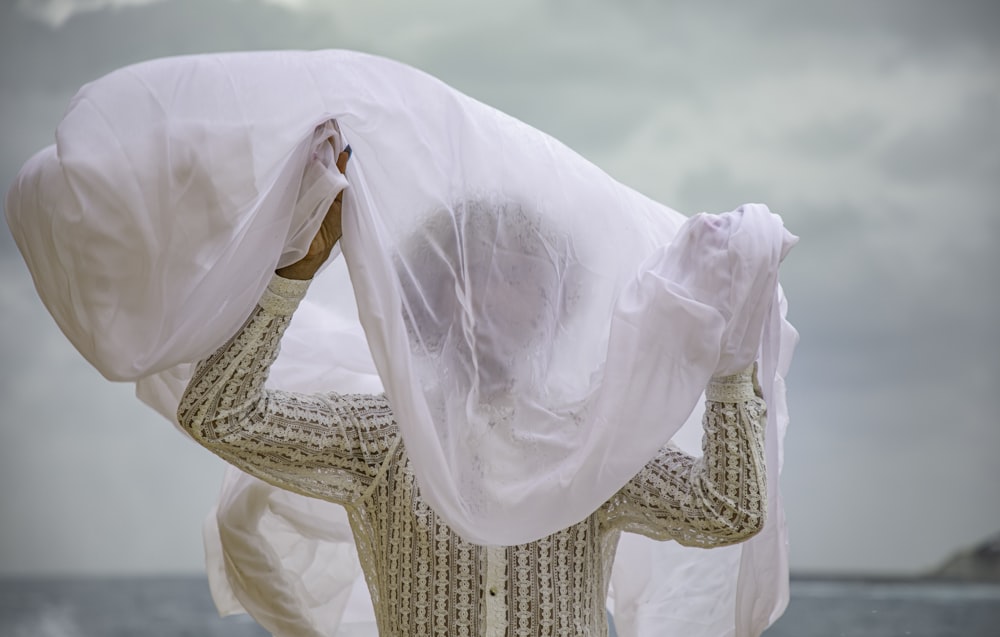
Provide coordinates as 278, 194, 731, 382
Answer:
178, 275, 767, 637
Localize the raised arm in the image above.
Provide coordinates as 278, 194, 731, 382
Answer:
177, 145, 397, 505
177, 274, 398, 506
601, 365, 767, 547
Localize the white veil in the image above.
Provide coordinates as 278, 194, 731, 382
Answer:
5, 50, 797, 636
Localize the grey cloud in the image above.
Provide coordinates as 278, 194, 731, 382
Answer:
3, 0, 336, 91
782, 354, 1000, 573
0, 309, 223, 574
781, 195, 998, 336
672, 162, 772, 214
17, 0, 166, 28
878, 91, 1000, 185
783, 112, 885, 159
743, 0, 1000, 58
770, 194, 998, 460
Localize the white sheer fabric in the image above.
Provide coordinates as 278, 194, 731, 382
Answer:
5, 50, 797, 636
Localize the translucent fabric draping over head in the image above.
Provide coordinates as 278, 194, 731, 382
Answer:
5, 50, 797, 636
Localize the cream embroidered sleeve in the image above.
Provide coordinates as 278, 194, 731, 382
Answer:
601, 366, 768, 547
177, 275, 398, 506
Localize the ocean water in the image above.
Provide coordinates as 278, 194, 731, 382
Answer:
0, 577, 267, 637
763, 578, 1000, 637
1, 576, 998, 636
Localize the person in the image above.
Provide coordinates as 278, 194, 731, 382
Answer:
177, 147, 768, 637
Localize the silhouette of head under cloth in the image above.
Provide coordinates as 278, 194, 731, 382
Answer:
396, 198, 578, 403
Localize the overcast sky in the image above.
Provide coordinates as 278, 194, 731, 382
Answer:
1, 0, 998, 577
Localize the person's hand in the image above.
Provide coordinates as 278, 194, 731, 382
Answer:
276, 145, 352, 280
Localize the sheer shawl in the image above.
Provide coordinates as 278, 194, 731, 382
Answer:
5, 50, 797, 636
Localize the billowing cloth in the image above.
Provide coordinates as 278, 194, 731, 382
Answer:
5, 50, 797, 636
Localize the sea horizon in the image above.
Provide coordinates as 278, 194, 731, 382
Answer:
2, 573, 998, 637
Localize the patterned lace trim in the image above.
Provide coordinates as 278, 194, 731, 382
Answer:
706, 379, 756, 402
258, 274, 311, 316
707, 363, 759, 402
